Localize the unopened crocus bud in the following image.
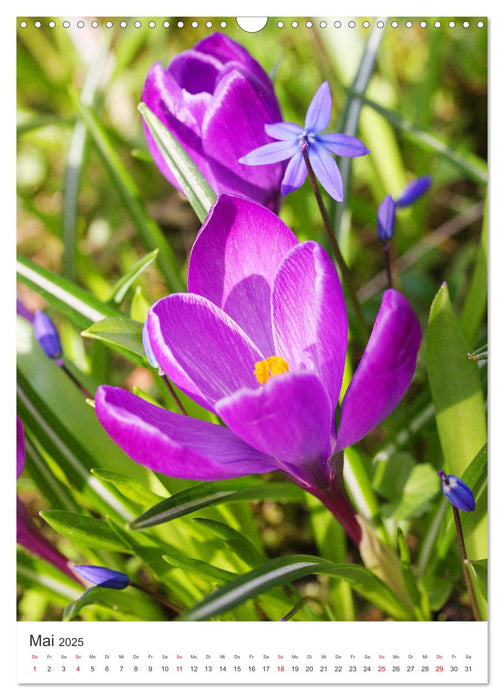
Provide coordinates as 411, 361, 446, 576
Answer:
73, 565, 130, 590
396, 176, 432, 207
377, 194, 397, 242
33, 310, 62, 359
438, 470, 476, 512
142, 33, 284, 211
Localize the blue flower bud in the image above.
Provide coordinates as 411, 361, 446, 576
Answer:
438, 470, 476, 512
33, 310, 63, 359
142, 321, 162, 372
377, 194, 397, 242
396, 176, 432, 207
73, 565, 130, 590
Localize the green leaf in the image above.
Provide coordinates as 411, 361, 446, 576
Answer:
130, 285, 151, 322
397, 529, 430, 620
17, 368, 130, 519
17, 550, 83, 604
108, 249, 159, 304
17, 254, 119, 328
82, 317, 145, 358
467, 559, 487, 602
91, 469, 163, 508
40, 511, 129, 552
162, 553, 236, 583
17, 316, 161, 500
130, 478, 304, 529
139, 102, 217, 223
180, 554, 413, 621
426, 283, 487, 476
104, 520, 205, 609
193, 518, 265, 568
378, 460, 440, 521
460, 196, 488, 345
418, 572, 453, 612
70, 91, 184, 291
63, 586, 165, 621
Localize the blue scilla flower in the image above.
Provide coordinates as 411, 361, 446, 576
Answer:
33, 310, 62, 359
239, 81, 370, 202
377, 176, 432, 243
73, 564, 130, 590
438, 470, 476, 512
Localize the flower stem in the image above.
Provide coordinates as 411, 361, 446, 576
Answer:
301, 147, 368, 342
161, 374, 188, 415
305, 453, 362, 547
382, 243, 394, 288
56, 359, 92, 399
130, 582, 183, 615
451, 505, 481, 621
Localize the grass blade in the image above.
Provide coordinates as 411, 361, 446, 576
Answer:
130, 479, 304, 530
345, 88, 488, 185
70, 90, 184, 291
139, 102, 217, 223
180, 554, 413, 621
17, 254, 118, 327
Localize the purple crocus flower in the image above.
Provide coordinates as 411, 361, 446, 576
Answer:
239, 81, 370, 202
438, 470, 476, 512
16, 418, 80, 583
73, 565, 130, 590
142, 33, 284, 211
95, 195, 421, 544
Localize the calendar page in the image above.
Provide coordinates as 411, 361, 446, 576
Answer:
15, 7, 489, 690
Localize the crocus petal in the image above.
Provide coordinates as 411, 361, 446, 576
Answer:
377, 194, 397, 242
194, 33, 273, 92
95, 386, 276, 480
304, 81, 332, 133
272, 241, 348, 413
17, 417, 26, 479
239, 139, 299, 165
216, 372, 332, 486
142, 62, 218, 191
74, 565, 130, 589
188, 194, 298, 356
17, 500, 80, 583
147, 294, 263, 410
396, 176, 432, 207
168, 49, 222, 95
309, 142, 344, 201
264, 121, 303, 141
337, 289, 421, 450
316, 132, 370, 157
281, 149, 308, 195
142, 322, 160, 371
202, 66, 284, 209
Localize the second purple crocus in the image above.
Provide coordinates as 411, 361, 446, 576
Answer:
142, 33, 285, 211
95, 195, 421, 545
